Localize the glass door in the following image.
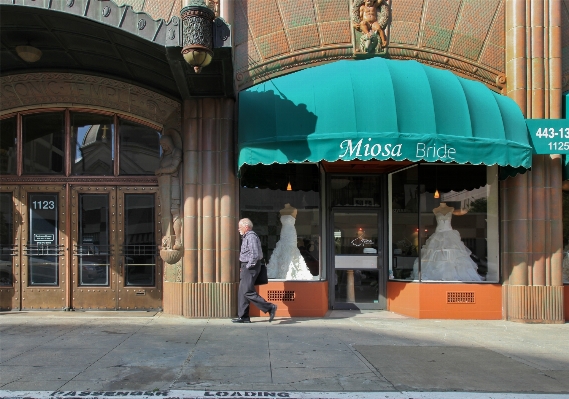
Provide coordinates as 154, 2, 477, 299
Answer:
331, 210, 384, 309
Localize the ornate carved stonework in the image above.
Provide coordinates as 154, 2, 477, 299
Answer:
0, 176, 158, 184
352, 0, 391, 55
0, 73, 181, 126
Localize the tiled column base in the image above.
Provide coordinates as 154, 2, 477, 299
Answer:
163, 282, 184, 315
183, 282, 239, 318
503, 285, 564, 323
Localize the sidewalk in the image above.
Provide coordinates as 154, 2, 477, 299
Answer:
0, 310, 568, 396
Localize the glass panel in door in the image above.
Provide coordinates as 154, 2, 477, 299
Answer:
333, 212, 381, 306
28, 193, 59, 285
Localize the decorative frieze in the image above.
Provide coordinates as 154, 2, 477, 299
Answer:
0, 73, 181, 126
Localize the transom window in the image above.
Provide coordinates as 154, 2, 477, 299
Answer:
0, 110, 161, 176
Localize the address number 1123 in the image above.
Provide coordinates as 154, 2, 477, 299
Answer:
535, 127, 569, 139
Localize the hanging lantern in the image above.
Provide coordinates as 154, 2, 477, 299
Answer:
181, 1, 215, 73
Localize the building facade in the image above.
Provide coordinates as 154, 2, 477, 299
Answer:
0, 0, 567, 323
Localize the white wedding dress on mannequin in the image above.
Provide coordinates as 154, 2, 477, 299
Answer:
412, 211, 483, 281
267, 215, 316, 280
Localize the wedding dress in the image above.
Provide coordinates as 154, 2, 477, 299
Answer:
267, 215, 316, 280
412, 211, 483, 281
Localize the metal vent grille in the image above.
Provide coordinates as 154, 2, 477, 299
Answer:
447, 292, 475, 304
268, 290, 295, 302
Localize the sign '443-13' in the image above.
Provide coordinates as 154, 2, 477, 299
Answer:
526, 119, 569, 154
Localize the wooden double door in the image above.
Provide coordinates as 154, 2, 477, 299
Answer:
0, 184, 162, 311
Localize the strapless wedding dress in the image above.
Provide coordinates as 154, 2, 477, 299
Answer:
267, 215, 316, 280
412, 211, 483, 281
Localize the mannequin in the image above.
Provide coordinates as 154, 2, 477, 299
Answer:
432, 202, 454, 215
412, 202, 483, 281
280, 203, 298, 218
267, 204, 316, 280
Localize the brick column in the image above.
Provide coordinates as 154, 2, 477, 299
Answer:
182, 97, 239, 317
502, 0, 563, 323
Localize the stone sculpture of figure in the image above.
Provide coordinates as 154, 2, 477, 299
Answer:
156, 135, 182, 251
352, 0, 390, 53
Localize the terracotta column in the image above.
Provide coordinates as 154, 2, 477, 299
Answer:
502, 0, 563, 323
182, 97, 238, 317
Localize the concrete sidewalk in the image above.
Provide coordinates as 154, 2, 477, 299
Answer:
0, 310, 568, 395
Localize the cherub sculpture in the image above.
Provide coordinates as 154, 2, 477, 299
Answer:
352, 0, 390, 54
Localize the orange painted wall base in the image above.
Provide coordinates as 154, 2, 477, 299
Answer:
563, 284, 569, 321
387, 281, 502, 319
249, 281, 328, 317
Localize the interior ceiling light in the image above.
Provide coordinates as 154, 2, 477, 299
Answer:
16, 45, 42, 63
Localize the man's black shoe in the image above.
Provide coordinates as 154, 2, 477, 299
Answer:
231, 317, 251, 323
269, 304, 277, 322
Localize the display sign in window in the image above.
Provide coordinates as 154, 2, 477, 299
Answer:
29, 193, 58, 285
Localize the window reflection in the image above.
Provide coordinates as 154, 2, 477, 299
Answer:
23, 113, 64, 174
119, 119, 161, 175
72, 113, 114, 176
0, 118, 17, 174
79, 195, 110, 286
124, 194, 155, 286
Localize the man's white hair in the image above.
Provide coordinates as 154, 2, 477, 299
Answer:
239, 218, 253, 229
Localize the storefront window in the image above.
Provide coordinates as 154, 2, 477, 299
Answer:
71, 113, 115, 176
0, 117, 17, 174
389, 164, 498, 283
23, 112, 65, 174
119, 119, 161, 175
239, 164, 320, 280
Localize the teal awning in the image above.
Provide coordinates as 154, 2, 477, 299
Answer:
238, 58, 532, 169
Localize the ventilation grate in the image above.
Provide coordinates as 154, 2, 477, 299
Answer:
447, 291, 475, 304
268, 290, 295, 302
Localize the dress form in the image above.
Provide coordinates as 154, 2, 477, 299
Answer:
267, 203, 316, 280
411, 202, 483, 281
433, 202, 454, 215
280, 203, 298, 218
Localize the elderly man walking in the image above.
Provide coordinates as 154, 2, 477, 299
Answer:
232, 218, 277, 323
